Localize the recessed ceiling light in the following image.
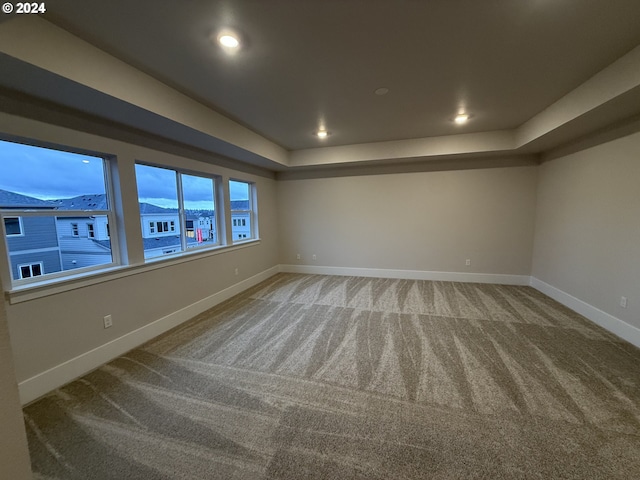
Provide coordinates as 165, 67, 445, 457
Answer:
316, 130, 329, 138
217, 33, 240, 49
454, 113, 470, 125
374, 87, 389, 96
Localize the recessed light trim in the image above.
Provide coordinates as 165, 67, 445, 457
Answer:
454, 113, 470, 125
217, 31, 240, 50
316, 130, 329, 138
374, 87, 389, 96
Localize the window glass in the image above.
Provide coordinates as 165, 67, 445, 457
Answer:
0, 140, 115, 283
229, 180, 254, 241
135, 164, 219, 259
0, 140, 107, 206
4, 217, 21, 235
135, 164, 180, 259
182, 174, 217, 248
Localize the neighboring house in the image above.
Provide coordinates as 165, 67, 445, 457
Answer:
186, 214, 215, 243
54, 194, 113, 269
138, 203, 217, 259
140, 202, 179, 239
1, 191, 114, 278
3, 189, 241, 272
58, 234, 112, 271
230, 200, 251, 240
53, 195, 219, 260
0, 189, 62, 280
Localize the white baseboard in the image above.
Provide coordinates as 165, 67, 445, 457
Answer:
530, 277, 640, 349
18, 265, 280, 405
280, 264, 531, 285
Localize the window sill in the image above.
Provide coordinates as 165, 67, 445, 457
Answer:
5, 239, 261, 304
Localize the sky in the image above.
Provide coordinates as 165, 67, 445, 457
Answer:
0, 140, 105, 199
0, 140, 249, 209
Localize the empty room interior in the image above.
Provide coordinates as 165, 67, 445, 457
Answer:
1, 1, 640, 479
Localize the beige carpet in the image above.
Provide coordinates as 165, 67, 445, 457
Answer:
24, 273, 640, 479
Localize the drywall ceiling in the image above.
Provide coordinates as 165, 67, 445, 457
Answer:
1, 1, 640, 171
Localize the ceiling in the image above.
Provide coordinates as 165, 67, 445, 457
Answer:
1, 1, 640, 172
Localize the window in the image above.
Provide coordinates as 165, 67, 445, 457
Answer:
0, 139, 117, 285
18, 262, 43, 279
135, 164, 220, 259
229, 180, 256, 242
87, 223, 95, 238
185, 219, 194, 237
4, 217, 22, 236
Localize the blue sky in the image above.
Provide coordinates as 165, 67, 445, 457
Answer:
135, 164, 219, 210
0, 140, 105, 199
0, 140, 248, 209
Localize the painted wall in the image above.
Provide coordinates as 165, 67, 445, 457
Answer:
3, 101, 639, 411
532, 131, 640, 331
0, 277, 32, 479
0, 113, 279, 396
277, 166, 538, 275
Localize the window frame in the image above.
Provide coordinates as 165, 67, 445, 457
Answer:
229, 179, 257, 243
17, 261, 43, 279
135, 162, 223, 260
3, 216, 23, 236
0, 140, 121, 288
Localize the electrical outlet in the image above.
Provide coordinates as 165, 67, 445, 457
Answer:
620, 296, 628, 308
235, 268, 239, 276
465, 259, 471, 266
103, 315, 113, 329
296, 253, 301, 260
312, 254, 317, 260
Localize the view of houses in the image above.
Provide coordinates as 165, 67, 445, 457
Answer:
1, 189, 250, 281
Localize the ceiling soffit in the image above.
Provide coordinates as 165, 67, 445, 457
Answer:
0, 14, 639, 171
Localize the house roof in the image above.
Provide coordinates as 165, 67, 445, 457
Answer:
59, 237, 112, 254
230, 200, 249, 211
139, 203, 177, 215
1, 190, 173, 213
0, 189, 56, 209
63, 236, 214, 259
53, 194, 109, 210
142, 236, 203, 251
0, 190, 210, 217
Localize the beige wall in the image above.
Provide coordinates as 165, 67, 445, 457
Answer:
532, 131, 640, 330
277, 166, 538, 275
1, 113, 279, 386
0, 278, 32, 479
3, 102, 639, 410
